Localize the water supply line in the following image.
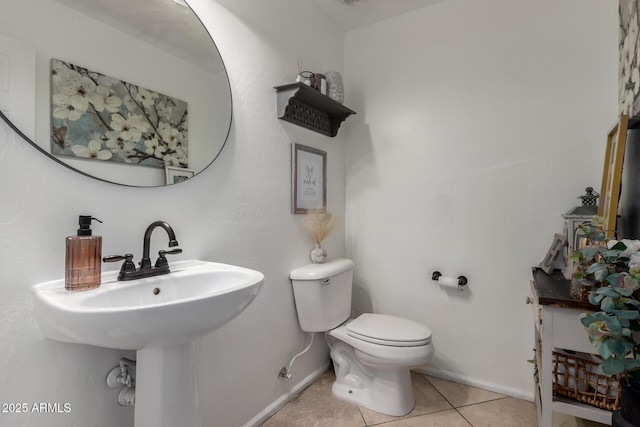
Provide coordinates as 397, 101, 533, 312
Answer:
106, 357, 136, 406
278, 332, 316, 379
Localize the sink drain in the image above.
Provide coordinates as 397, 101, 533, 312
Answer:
152, 288, 160, 295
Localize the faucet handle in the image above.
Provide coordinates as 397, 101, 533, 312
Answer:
155, 249, 182, 268
103, 254, 137, 277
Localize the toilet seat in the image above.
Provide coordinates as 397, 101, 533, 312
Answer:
346, 314, 431, 347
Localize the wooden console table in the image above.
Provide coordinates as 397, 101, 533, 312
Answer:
529, 268, 612, 426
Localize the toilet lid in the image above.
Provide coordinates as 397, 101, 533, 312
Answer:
346, 313, 431, 347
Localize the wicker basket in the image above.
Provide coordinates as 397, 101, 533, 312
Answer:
552, 350, 620, 411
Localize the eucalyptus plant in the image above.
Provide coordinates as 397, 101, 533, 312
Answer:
572, 217, 640, 377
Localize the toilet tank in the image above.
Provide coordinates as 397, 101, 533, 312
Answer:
290, 258, 354, 332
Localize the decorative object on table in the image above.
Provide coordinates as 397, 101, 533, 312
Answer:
324, 70, 344, 104
303, 209, 338, 264
165, 166, 194, 185
297, 70, 315, 87
561, 188, 600, 279
598, 114, 629, 239
579, 187, 599, 207
574, 215, 640, 425
538, 233, 567, 274
50, 58, 189, 169
312, 73, 327, 95
291, 143, 326, 214
296, 71, 327, 95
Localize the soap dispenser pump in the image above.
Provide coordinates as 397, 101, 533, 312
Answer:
65, 215, 103, 291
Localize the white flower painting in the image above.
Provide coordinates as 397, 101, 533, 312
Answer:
620, 1, 640, 117
50, 59, 188, 169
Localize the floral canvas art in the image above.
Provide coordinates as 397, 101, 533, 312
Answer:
50, 58, 188, 168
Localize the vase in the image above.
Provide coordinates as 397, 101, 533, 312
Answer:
310, 243, 327, 264
613, 379, 640, 427
324, 70, 344, 104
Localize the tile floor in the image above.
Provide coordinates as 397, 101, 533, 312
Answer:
261, 368, 608, 427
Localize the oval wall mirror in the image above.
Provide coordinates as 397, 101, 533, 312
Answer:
0, 0, 232, 187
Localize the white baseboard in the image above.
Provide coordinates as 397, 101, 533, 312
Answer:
243, 363, 330, 427
414, 366, 535, 403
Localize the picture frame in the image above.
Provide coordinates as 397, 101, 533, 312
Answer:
165, 166, 195, 185
539, 233, 567, 274
598, 114, 629, 239
291, 143, 327, 214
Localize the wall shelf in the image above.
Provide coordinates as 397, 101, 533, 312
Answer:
275, 83, 356, 137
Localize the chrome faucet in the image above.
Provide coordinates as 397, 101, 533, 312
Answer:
103, 221, 182, 281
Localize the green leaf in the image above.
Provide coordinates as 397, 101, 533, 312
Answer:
602, 357, 626, 376
623, 358, 640, 371
599, 340, 614, 359
602, 249, 623, 262
601, 297, 617, 312
611, 309, 640, 320
615, 287, 634, 297
580, 314, 598, 327
597, 287, 622, 298
589, 292, 604, 305
586, 263, 607, 275
607, 273, 623, 286
623, 297, 640, 307
582, 246, 599, 259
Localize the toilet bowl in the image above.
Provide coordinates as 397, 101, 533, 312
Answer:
327, 314, 433, 416
290, 259, 434, 416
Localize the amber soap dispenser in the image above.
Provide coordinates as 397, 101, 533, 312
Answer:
65, 215, 103, 291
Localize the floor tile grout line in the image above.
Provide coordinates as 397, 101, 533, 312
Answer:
421, 373, 508, 427
416, 375, 474, 427
364, 408, 465, 426
454, 395, 510, 409
422, 373, 511, 409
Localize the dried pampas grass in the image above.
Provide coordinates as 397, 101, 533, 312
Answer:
304, 209, 338, 244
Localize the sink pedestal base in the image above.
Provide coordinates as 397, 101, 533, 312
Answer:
135, 342, 201, 427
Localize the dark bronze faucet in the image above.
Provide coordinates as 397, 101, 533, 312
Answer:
103, 221, 182, 281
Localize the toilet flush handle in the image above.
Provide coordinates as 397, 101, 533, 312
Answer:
321, 279, 331, 286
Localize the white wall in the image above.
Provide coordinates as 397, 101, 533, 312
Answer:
344, 0, 618, 398
0, 1, 346, 426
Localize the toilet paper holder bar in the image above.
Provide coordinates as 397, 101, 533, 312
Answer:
431, 271, 468, 290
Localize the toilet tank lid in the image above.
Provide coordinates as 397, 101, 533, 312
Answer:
290, 258, 354, 280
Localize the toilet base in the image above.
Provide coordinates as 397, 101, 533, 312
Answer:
329, 338, 418, 417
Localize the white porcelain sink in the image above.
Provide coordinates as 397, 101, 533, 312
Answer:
31, 259, 263, 427
32, 260, 263, 350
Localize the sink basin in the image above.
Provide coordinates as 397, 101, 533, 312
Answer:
32, 260, 263, 427
32, 260, 263, 350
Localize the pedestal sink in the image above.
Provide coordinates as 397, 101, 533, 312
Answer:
31, 260, 264, 427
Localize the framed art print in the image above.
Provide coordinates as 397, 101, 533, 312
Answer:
292, 143, 326, 214
165, 166, 194, 185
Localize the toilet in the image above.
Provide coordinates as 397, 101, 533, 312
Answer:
289, 258, 434, 416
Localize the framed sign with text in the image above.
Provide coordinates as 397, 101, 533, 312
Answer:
292, 143, 326, 214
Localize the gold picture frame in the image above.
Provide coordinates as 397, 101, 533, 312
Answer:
598, 114, 629, 239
